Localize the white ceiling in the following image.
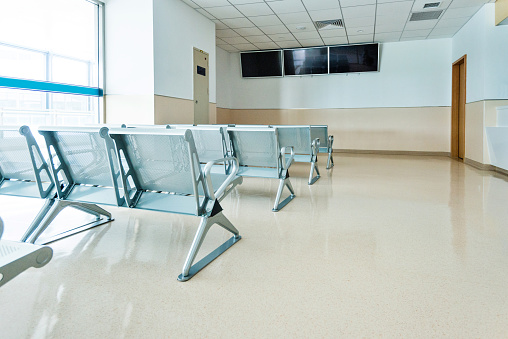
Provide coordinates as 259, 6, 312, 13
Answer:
180, 0, 494, 52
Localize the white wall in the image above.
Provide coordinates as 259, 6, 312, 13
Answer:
153, 0, 216, 102
105, 0, 154, 95
220, 39, 452, 110
216, 47, 232, 108
453, 4, 508, 103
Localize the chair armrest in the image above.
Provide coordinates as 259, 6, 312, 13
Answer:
0, 219, 3, 240
280, 146, 294, 170
328, 135, 334, 151
203, 157, 240, 200
311, 138, 320, 157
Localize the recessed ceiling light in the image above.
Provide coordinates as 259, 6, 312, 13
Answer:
296, 26, 307, 30
357, 29, 364, 33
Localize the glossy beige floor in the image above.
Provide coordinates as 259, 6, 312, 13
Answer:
1, 154, 508, 338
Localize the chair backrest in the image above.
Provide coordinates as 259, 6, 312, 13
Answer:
227, 127, 281, 170
38, 126, 123, 205
107, 128, 208, 214
167, 124, 195, 129
169, 126, 228, 163
272, 125, 312, 155
234, 124, 271, 128
310, 125, 328, 151
0, 217, 3, 239
0, 125, 54, 198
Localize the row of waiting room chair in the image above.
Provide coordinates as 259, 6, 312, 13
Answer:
0, 123, 334, 283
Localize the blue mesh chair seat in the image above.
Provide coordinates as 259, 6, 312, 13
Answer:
227, 127, 295, 212
0, 125, 112, 245
310, 125, 334, 169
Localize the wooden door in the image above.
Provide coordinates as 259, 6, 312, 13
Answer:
452, 56, 466, 159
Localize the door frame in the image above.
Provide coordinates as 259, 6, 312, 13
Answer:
451, 55, 467, 159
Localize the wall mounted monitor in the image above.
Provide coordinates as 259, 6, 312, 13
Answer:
241, 50, 283, 78
329, 43, 379, 73
283, 47, 328, 76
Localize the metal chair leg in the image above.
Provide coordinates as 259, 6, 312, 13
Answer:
327, 150, 334, 169
308, 161, 320, 185
22, 200, 113, 245
178, 209, 241, 282
272, 176, 296, 212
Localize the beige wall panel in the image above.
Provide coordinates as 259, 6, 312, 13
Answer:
105, 94, 154, 125
217, 108, 231, 123
222, 107, 451, 152
465, 101, 485, 164
483, 99, 508, 164
154, 95, 193, 125
209, 103, 217, 124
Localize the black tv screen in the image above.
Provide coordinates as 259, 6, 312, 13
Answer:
284, 47, 328, 76
241, 50, 283, 78
329, 43, 379, 73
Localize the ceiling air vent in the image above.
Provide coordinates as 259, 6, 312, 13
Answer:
423, 2, 441, 9
409, 10, 443, 21
314, 19, 344, 30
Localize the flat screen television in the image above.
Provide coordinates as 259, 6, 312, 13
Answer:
241, 50, 283, 78
329, 43, 379, 73
283, 47, 328, 76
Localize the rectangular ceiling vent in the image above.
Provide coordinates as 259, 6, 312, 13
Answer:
409, 10, 443, 21
423, 2, 441, 8
314, 19, 344, 30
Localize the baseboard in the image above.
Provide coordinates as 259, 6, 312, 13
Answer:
463, 158, 496, 171
335, 149, 451, 156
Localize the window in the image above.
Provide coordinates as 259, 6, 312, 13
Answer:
0, 0, 103, 126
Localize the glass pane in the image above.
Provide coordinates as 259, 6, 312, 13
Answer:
0, 0, 99, 87
52, 56, 90, 86
0, 88, 98, 126
0, 44, 46, 80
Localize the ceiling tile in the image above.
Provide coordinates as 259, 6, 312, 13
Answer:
341, 5, 376, 18
302, 0, 341, 11
285, 22, 316, 32
213, 20, 230, 29
260, 25, 290, 34
377, 0, 413, 2
339, 0, 376, 7
404, 20, 438, 30
221, 17, 254, 28
267, 0, 306, 14
427, 33, 454, 38
374, 32, 402, 42
430, 26, 460, 35
347, 26, 374, 35
375, 14, 409, 25
375, 23, 406, 33
441, 6, 482, 19
401, 29, 431, 38
249, 15, 283, 26
254, 42, 280, 50
293, 31, 322, 40
228, 0, 264, 4
206, 6, 244, 19
181, 0, 199, 9
278, 12, 312, 24
322, 36, 349, 45
216, 29, 241, 38
222, 36, 250, 44
268, 33, 296, 41
245, 35, 273, 43
297, 38, 325, 47
192, 0, 230, 7
448, 0, 488, 8
276, 40, 302, 49
347, 34, 374, 43
234, 27, 265, 36
308, 9, 343, 21
216, 37, 227, 44
217, 45, 239, 52
411, 0, 452, 12
196, 9, 216, 20
236, 3, 274, 17
344, 16, 375, 28
435, 17, 470, 28
232, 43, 258, 51
376, 1, 413, 16
318, 27, 347, 37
